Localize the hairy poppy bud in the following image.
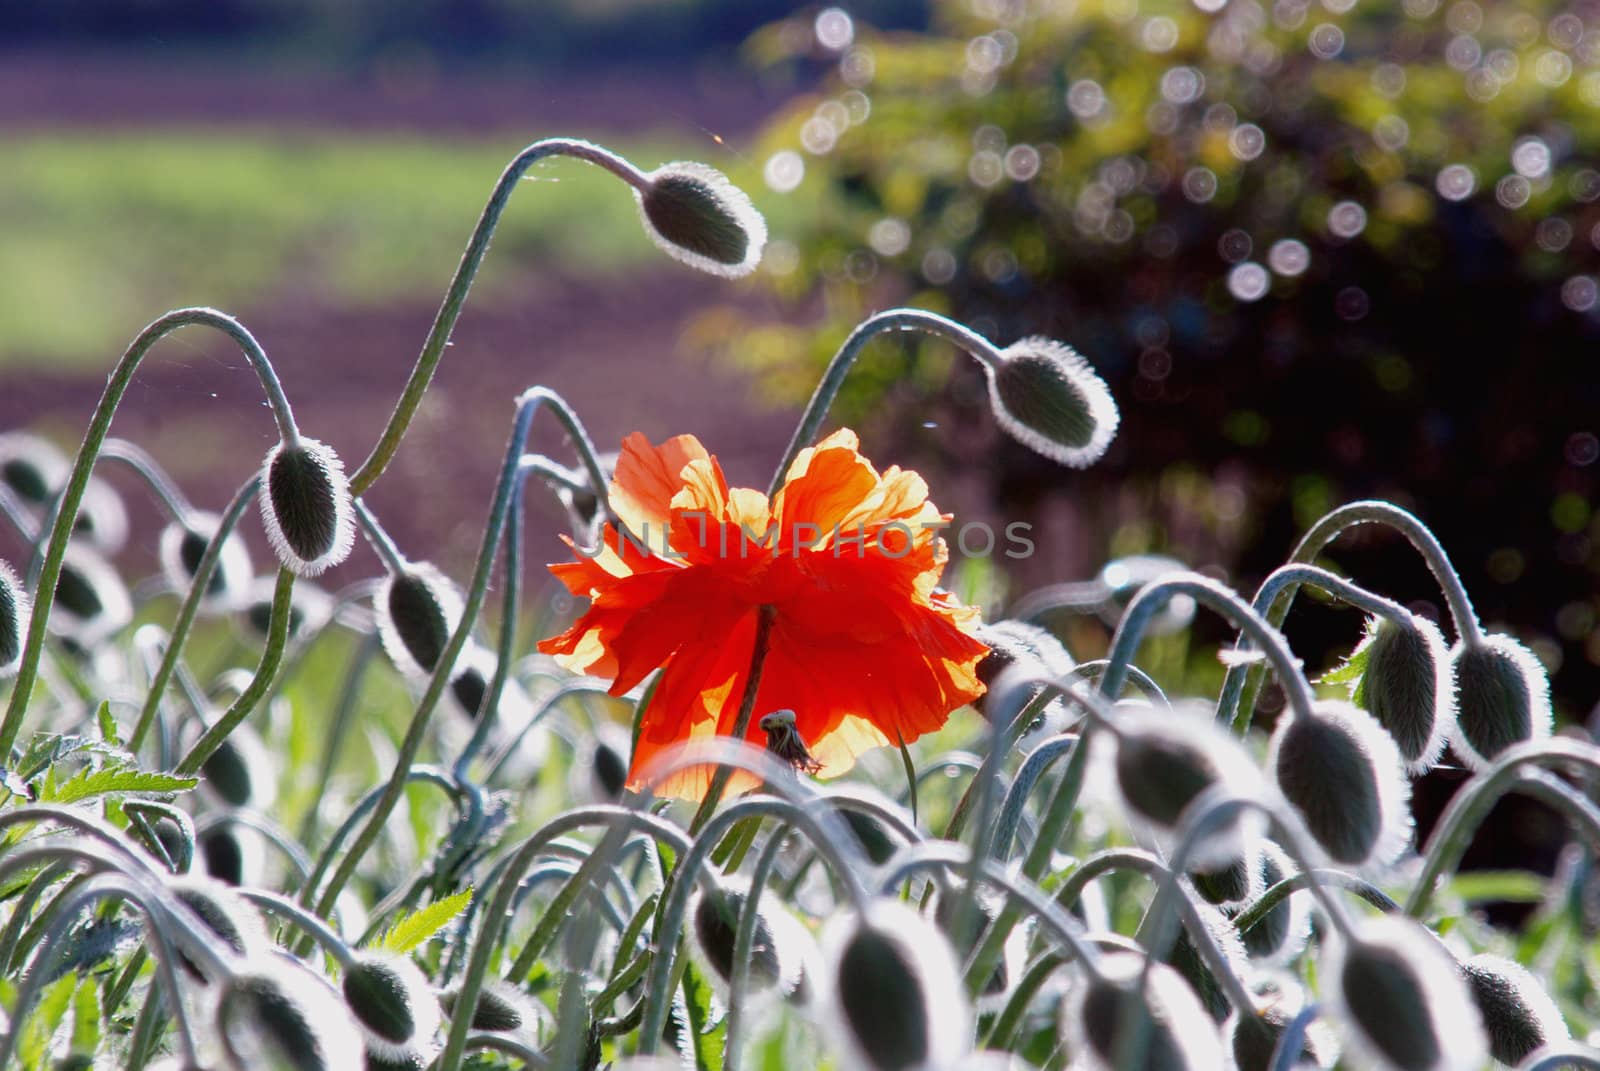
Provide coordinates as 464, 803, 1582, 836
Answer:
1229, 842, 1310, 966
985, 337, 1119, 468
1268, 701, 1412, 869
1449, 634, 1553, 770
0, 431, 67, 505
1460, 954, 1568, 1066
841, 806, 901, 866
973, 619, 1075, 728
259, 437, 354, 577
75, 474, 129, 555
1189, 841, 1260, 909
197, 824, 264, 887
1326, 916, 1486, 1071
1347, 614, 1453, 774
0, 560, 28, 677
49, 545, 132, 648
342, 952, 442, 1067
376, 562, 464, 678
160, 512, 253, 612
168, 875, 270, 980
636, 161, 766, 277
241, 575, 332, 642
583, 726, 631, 803
1067, 950, 1224, 1071
933, 888, 1031, 1014
1158, 898, 1250, 1023
216, 960, 366, 1071
822, 899, 972, 1071
1109, 707, 1262, 868
440, 978, 547, 1035
199, 724, 276, 811
690, 876, 810, 1003
1227, 981, 1336, 1071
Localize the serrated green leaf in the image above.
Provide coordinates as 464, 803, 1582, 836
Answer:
377, 889, 472, 953
95, 702, 120, 748
37, 767, 197, 805
70, 976, 100, 1055
20, 973, 76, 1069
682, 957, 725, 1071
1318, 640, 1372, 688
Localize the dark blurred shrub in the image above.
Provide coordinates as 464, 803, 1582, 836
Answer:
714, 0, 1600, 715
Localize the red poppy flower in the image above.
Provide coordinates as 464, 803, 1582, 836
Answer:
538, 429, 989, 800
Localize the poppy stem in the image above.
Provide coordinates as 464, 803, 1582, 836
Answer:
690, 603, 779, 834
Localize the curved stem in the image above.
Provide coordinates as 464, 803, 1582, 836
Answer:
1519, 1044, 1600, 1071
993, 734, 1078, 861
1102, 573, 1315, 723
0, 874, 208, 1071
129, 475, 261, 753
1405, 739, 1600, 917
483, 680, 612, 782
314, 387, 603, 922
454, 477, 527, 776
724, 827, 789, 1071
637, 795, 869, 1055
236, 888, 355, 968
196, 811, 314, 883
1219, 562, 1417, 734
436, 806, 692, 1071
1221, 500, 1483, 731
768, 308, 1004, 497
97, 438, 194, 521
0, 308, 295, 755
298, 631, 382, 845
1268, 1003, 1324, 1071
353, 498, 408, 574
348, 138, 647, 494
298, 766, 461, 918
689, 603, 778, 833
1230, 870, 1399, 937
174, 567, 296, 774
874, 840, 1100, 973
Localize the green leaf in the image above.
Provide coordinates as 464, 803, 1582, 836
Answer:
1318, 640, 1371, 688
95, 701, 120, 748
19, 974, 75, 1069
681, 957, 726, 1071
70, 976, 100, 1056
37, 767, 197, 805
377, 889, 473, 953
895, 730, 918, 826
1447, 870, 1548, 904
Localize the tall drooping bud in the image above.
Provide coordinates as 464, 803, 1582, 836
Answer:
49, 545, 133, 648
1066, 950, 1224, 1071
215, 961, 366, 1071
240, 574, 333, 644
1326, 916, 1486, 1071
689, 876, 811, 1004
259, 436, 354, 576
375, 562, 464, 678
985, 337, 1119, 468
821, 900, 972, 1070
159, 511, 253, 612
1460, 954, 1569, 1067
1449, 634, 1553, 770
1229, 841, 1311, 966
1108, 707, 1262, 868
167, 875, 270, 980
636, 161, 766, 277
1227, 980, 1336, 1071
972, 619, 1075, 732
0, 560, 29, 677
1268, 700, 1412, 869
1345, 613, 1454, 773
440, 978, 548, 1036
341, 952, 443, 1068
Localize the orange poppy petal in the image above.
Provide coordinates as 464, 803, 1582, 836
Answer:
609, 432, 710, 544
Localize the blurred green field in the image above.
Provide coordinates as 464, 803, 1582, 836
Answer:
0, 130, 795, 369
